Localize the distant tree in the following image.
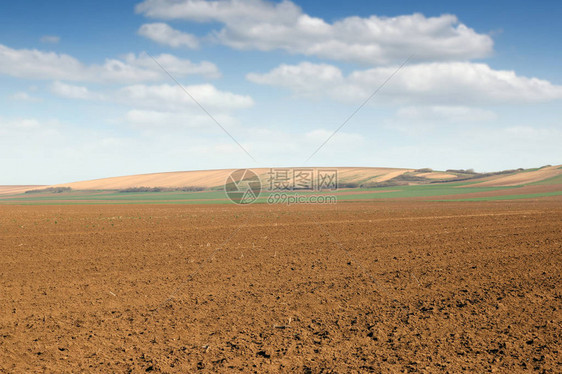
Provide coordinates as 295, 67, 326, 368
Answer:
26, 187, 72, 194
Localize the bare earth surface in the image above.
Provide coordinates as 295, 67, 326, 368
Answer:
1, 200, 561, 373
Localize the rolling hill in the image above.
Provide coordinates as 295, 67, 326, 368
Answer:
1, 165, 560, 197
46, 167, 420, 191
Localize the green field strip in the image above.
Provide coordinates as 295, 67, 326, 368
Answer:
443, 191, 562, 201
3, 179, 560, 205
526, 174, 562, 186
333, 185, 515, 200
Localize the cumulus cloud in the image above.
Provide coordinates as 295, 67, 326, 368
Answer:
48, 80, 254, 128
136, 0, 493, 64
124, 109, 237, 129
496, 126, 562, 146
0, 44, 219, 83
51, 81, 104, 100
48, 81, 254, 127
123, 52, 220, 78
384, 105, 498, 134
396, 106, 497, 123
138, 23, 199, 48
117, 83, 254, 112
0, 117, 43, 131
247, 62, 343, 98
248, 61, 562, 105
10, 92, 42, 102
40, 35, 60, 44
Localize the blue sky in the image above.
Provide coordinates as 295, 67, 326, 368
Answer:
1, 0, 561, 184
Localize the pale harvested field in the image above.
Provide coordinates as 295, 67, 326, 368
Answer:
414, 172, 457, 179
47, 167, 419, 191
470, 166, 561, 187
0, 186, 44, 196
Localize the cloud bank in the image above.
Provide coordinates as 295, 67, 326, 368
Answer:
136, 0, 493, 64
247, 62, 562, 105
0, 45, 219, 83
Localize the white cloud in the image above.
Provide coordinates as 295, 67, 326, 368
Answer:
40, 35, 60, 44
123, 52, 220, 78
0, 117, 42, 130
124, 109, 236, 129
501, 126, 562, 141
385, 106, 498, 134
0, 44, 219, 83
0, 116, 59, 140
136, 0, 493, 64
10, 92, 42, 102
396, 106, 497, 123
136, 0, 301, 23
247, 62, 343, 98
48, 80, 254, 125
248, 61, 562, 105
117, 83, 254, 112
138, 23, 199, 48
51, 81, 104, 100
0, 44, 84, 81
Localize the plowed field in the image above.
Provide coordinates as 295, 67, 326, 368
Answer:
1, 200, 561, 372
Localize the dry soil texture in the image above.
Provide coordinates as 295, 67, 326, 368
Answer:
1, 201, 561, 373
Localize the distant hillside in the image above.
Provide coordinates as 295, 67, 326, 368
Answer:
4, 165, 561, 195
0, 185, 45, 195
45, 167, 445, 191
465, 165, 562, 187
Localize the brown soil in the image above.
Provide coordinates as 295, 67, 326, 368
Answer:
1, 201, 561, 373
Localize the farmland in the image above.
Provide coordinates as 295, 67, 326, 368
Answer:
2, 0, 561, 372
2, 165, 561, 205
1, 182, 561, 205
1, 165, 561, 372
1, 200, 561, 372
